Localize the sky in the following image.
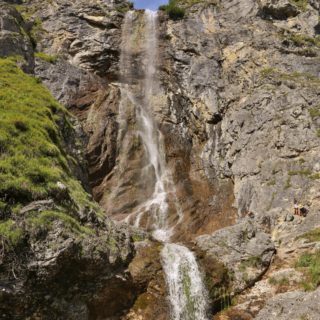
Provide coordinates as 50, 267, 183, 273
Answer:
133, 0, 168, 10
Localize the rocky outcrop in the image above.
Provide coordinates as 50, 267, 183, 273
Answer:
0, 2, 34, 72
196, 217, 275, 294
255, 287, 320, 320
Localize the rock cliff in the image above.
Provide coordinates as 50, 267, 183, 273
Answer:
0, 0, 320, 319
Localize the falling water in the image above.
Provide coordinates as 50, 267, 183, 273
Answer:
117, 10, 209, 320
161, 243, 209, 320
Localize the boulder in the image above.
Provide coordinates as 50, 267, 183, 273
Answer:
196, 217, 275, 293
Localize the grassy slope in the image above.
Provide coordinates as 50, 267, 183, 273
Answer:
0, 57, 98, 247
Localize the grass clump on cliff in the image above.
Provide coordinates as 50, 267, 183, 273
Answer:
299, 228, 320, 243
27, 210, 93, 236
159, 0, 185, 20
295, 251, 320, 291
289, 0, 308, 11
35, 52, 58, 64
0, 220, 23, 248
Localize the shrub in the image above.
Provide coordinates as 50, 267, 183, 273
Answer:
160, 0, 185, 20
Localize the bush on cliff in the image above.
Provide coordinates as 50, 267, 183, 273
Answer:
159, 0, 185, 20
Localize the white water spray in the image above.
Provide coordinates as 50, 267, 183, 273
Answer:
161, 243, 209, 320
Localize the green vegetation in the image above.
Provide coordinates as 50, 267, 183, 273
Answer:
0, 220, 23, 247
295, 251, 320, 291
159, 0, 185, 20
289, 0, 308, 11
309, 106, 320, 118
239, 256, 262, 272
0, 56, 98, 241
0, 56, 67, 202
35, 52, 58, 64
286, 33, 320, 48
298, 228, 320, 242
260, 67, 320, 87
268, 276, 290, 286
288, 169, 312, 176
27, 210, 93, 235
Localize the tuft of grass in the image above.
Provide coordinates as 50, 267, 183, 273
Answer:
295, 251, 320, 291
298, 228, 320, 243
239, 256, 262, 272
309, 106, 320, 118
288, 169, 312, 176
260, 67, 320, 87
27, 210, 93, 235
35, 52, 58, 64
289, 0, 308, 11
0, 220, 24, 247
286, 34, 320, 48
268, 276, 290, 286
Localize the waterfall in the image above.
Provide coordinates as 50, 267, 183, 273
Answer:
117, 10, 209, 320
161, 244, 209, 320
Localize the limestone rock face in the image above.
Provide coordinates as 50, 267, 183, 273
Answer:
255, 287, 320, 320
196, 217, 275, 293
0, 2, 34, 72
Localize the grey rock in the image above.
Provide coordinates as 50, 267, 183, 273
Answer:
255, 287, 320, 320
196, 217, 275, 293
0, 1, 34, 72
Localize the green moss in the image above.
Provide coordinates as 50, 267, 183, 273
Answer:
35, 52, 58, 64
0, 220, 23, 247
295, 251, 320, 291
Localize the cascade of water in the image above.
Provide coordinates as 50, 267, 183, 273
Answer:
161, 243, 209, 320
117, 10, 209, 320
